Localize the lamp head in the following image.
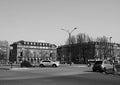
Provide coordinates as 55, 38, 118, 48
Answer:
74, 27, 77, 30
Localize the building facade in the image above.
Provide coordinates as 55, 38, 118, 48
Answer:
10, 40, 57, 64
57, 42, 120, 64
57, 42, 96, 64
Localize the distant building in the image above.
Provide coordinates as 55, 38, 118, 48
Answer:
112, 44, 120, 61
0, 40, 9, 64
57, 42, 96, 64
10, 40, 57, 64
57, 42, 120, 64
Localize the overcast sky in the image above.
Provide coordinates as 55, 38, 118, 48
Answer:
0, 0, 120, 45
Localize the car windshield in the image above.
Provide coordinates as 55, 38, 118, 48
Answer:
95, 61, 102, 64
42, 61, 50, 62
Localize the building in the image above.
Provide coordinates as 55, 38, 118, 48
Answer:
57, 42, 96, 64
57, 42, 120, 64
10, 40, 57, 64
112, 44, 120, 61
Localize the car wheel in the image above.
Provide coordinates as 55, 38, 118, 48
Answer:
113, 68, 117, 74
40, 64, 44, 67
104, 68, 107, 73
93, 69, 96, 72
52, 64, 57, 67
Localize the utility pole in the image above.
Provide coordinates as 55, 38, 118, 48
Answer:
110, 37, 112, 57
61, 27, 78, 66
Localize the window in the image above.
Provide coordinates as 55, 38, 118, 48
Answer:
45, 43, 48, 46
45, 47, 48, 49
42, 60, 50, 62
95, 61, 102, 64
24, 42, 26, 45
104, 61, 110, 64
36, 43, 38, 46
33, 42, 36, 45
31, 42, 33, 45
27, 42, 29, 45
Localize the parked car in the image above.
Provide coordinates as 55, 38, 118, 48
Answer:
20, 60, 32, 67
113, 63, 120, 74
31, 63, 40, 67
39, 60, 60, 67
92, 60, 114, 73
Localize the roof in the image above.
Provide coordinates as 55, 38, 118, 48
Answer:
10, 40, 57, 48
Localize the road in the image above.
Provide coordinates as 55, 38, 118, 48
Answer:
0, 64, 120, 85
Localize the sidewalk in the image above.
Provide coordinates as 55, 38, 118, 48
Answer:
0, 64, 20, 70
0, 64, 87, 70
0, 66, 33, 71
0, 65, 11, 70
60, 64, 88, 67
0, 67, 10, 70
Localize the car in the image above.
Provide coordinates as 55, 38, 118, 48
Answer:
39, 60, 60, 67
31, 63, 40, 67
113, 63, 120, 74
92, 60, 114, 73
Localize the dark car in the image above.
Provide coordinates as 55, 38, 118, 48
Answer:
20, 60, 32, 67
92, 60, 114, 73
113, 63, 120, 74
92, 61, 104, 72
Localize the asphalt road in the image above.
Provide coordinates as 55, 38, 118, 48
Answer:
0, 65, 120, 85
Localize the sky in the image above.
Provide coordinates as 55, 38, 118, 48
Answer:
0, 0, 120, 45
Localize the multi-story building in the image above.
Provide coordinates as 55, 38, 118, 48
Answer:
10, 40, 57, 64
112, 44, 120, 61
57, 42, 96, 64
57, 42, 120, 64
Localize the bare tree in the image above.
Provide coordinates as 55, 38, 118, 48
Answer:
24, 49, 32, 58
77, 33, 92, 43
65, 35, 76, 45
0, 40, 9, 64
95, 36, 110, 59
96, 36, 108, 42
0, 51, 6, 63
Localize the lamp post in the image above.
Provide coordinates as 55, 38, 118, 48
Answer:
109, 37, 112, 59
61, 27, 78, 65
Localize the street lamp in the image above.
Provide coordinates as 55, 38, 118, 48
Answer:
109, 37, 112, 58
108, 36, 113, 62
61, 27, 78, 65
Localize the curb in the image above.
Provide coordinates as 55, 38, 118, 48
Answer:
0, 68, 10, 70
71, 65, 87, 67
11, 68, 30, 70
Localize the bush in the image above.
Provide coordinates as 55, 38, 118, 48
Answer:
20, 60, 32, 67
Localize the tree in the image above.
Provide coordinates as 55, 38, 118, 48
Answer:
0, 52, 4, 62
64, 33, 93, 64
77, 33, 92, 43
65, 35, 76, 45
24, 49, 32, 58
95, 36, 110, 59
96, 36, 108, 42
0, 40, 9, 64
0, 51, 7, 64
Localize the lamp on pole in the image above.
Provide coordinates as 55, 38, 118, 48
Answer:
61, 27, 78, 65
109, 37, 112, 59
